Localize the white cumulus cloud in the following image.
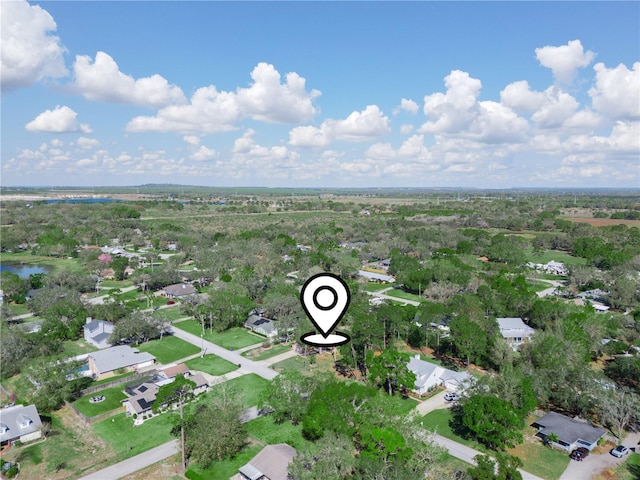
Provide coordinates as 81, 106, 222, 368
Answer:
25, 106, 92, 133
1, 0, 68, 91
289, 105, 390, 147
191, 145, 217, 162
395, 98, 419, 114
535, 39, 595, 84
589, 62, 640, 120
73, 51, 186, 108
236, 62, 321, 123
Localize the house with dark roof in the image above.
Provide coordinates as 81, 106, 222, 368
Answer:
531, 411, 606, 451
238, 443, 297, 480
87, 345, 156, 380
244, 312, 278, 338
0, 404, 43, 446
407, 355, 472, 395
497, 317, 535, 350
162, 283, 197, 298
122, 369, 209, 420
84, 317, 115, 349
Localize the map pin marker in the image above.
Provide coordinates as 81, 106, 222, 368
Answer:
300, 273, 351, 347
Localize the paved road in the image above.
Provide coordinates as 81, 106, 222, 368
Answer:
78, 440, 179, 480
170, 326, 278, 380
365, 286, 421, 306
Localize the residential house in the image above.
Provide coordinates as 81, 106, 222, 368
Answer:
359, 270, 395, 283
531, 411, 606, 451
497, 317, 535, 350
407, 355, 472, 395
122, 369, 209, 418
244, 312, 278, 338
86, 345, 156, 381
162, 283, 197, 298
84, 317, 115, 349
0, 404, 43, 446
238, 444, 297, 480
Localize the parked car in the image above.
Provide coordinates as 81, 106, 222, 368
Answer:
569, 447, 589, 461
611, 445, 630, 458
444, 392, 460, 402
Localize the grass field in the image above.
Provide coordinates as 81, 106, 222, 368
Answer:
365, 283, 394, 292
93, 412, 175, 461
136, 336, 200, 364
271, 352, 336, 376
184, 354, 238, 376
210, 374, 270, 408
71, 385, 127, 417
523, 247, 586, 266
61, 339, 99, 358
152, 307, 188, 321
245, 415, 313, 450
174, 320, 263, 350
185, 445, 262, 480
99, 280, 134, 288
0, 252, 88, 274
242, 344, 291, 361
384, 288, 424, 303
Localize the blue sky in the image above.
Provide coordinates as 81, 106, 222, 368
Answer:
2, 1, 639, 188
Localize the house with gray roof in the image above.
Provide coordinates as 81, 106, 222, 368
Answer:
497, 317, 535, 350
0, 404, 43, 446
238, 443, 297, 480
407, 355, 472, 395
87, 345, 156, 380
531, 411, 606, 451
244, 313, 278, 338
84, 317, 115, 349
163, 283, 197, 298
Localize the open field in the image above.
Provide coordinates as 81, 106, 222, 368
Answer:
184, 354, 238, 376
563, 217, 640, 227
174, 320, 263, 350
135, 335, 201, 364
242, 343, 291, 361
523, 247, 587, 266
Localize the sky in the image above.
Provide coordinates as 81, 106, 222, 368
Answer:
1, 1, 639, 189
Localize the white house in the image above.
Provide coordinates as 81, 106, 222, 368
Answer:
531, 411, 606, 451
87, 345, 156, 380
83, 317, 115, 349
497, 317, 535, 350
407, 355, 472, 395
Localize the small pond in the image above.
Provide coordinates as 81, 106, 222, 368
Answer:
0, 263, 51, 278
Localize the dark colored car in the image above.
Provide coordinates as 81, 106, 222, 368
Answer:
569, 447, 589, 461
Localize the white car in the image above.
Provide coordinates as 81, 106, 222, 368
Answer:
611, 445, 630, 458
444, 392, 460, 402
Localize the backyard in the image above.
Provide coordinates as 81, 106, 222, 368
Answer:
71, 385, 127, 417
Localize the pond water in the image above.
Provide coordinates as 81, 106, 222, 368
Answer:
0, 263, 50, 278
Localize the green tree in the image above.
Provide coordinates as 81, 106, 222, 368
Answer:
456, 394, 524, 449
468, 453, 523, 480
366, 348, 415, 396
258, 370, 320, 424
450, 315, 488, 366
289, 432, 356, 480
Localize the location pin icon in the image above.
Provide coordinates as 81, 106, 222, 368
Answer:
300, 273, 351, 347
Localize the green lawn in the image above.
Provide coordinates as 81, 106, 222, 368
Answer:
365, 283, 393, 292
71, 385, 127, 417
186, 445, 262, 480
420, 409, 485, 450
100, 280, 134, 288
245, 415, 313, 451
384, 288, 424, 303
136, 336, 201, 364
210, 374, 270, 408
152, 307, 188, 321
174, 320, 263, 350
93, 412, 175, 461
7, 303, 30, 316
91, 371, 136, 387
184, 354, 238, 376
61, 339, 99, 358
523, 247, 586, 266
242, 344, 291, 361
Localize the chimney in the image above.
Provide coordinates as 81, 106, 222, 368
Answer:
86, 316, 92, 325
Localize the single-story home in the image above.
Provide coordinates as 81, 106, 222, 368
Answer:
162, 283, 197, 298
531, 411, 606, 451
123, 370, 209, 418
244, 313, 278, 338
0, 404, 43, 446
497, 317, 535, 349
238, 443, 297, 480
87, 345, 156, 381
407, 355, 472, 395
358, 270, 396, 283
84, 317, 115, 349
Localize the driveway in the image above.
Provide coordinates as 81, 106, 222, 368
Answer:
414, 390, 448, 415
559, 431, 640, 480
